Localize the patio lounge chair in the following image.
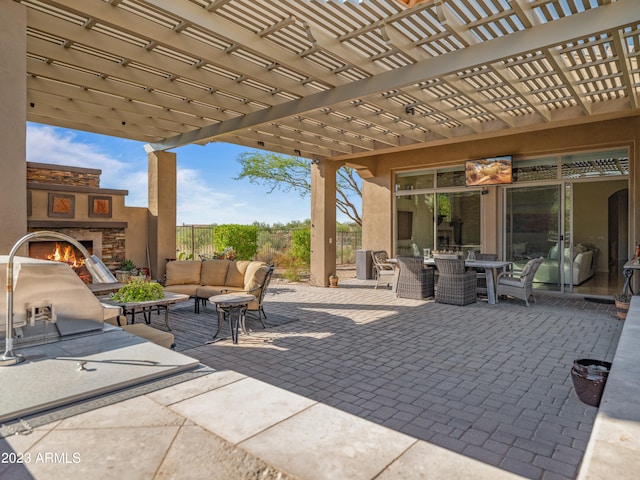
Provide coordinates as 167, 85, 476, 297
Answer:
371, 250, 396, 289
496, 257, 544, 306
396, 256, 434, 299
434, 257, 477, 306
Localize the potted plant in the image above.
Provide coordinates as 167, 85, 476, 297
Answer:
111, 277, 165, 303
329, 274, 339, 288
614, 293, 631, 320
223, 247, 235, 260
116, 259, 138, 283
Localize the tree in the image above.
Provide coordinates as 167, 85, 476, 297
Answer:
235, 152, 362, 226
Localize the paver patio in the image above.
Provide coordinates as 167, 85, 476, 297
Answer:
157, 279, 622, 480
0, 280, 622, 479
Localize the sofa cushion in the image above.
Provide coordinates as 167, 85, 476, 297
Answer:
225, 260, 252, 287
122, 324, 175, 349
196, 285, 234, 299
164, 284, 199, 297
197, 285, 247, 300
165, 261, 201, 286
201, 259, 231, 286
244, 263, 269, 291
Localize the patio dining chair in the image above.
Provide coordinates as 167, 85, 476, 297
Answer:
474, 252, 498, 295
371, 250, 396, 289
396, 256, 434, 299
434, 257, 477, 306
496, 257, 544, 306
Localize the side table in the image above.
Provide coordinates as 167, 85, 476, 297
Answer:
208, 293, 256, 344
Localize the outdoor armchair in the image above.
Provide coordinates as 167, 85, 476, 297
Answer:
219, 264, 274, 326
371, 250, 396, 289
496, 257, 544, 306
396, 256, 434, 299
434, 257, 477, 306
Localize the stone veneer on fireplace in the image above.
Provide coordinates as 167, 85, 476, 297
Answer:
26, 162, 129, 272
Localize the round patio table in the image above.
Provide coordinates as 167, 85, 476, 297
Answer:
208, 293, 256, 344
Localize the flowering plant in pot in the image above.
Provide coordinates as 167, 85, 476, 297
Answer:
329, 274, 339, 287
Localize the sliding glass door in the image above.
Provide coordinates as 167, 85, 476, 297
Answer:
505, 185, 565, 292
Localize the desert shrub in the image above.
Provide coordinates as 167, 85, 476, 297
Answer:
272, 250, 306, 282
291, 228, 311, 265
213, 224, 258, 260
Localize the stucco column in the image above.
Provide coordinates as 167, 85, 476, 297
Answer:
0, 2, 27, 253
310, 160, 337, 286
362, 174, 393, 254
148, 150, 176, 280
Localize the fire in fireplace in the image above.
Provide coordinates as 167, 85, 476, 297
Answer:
29, 241, 93, 283
48, 243, 83, 267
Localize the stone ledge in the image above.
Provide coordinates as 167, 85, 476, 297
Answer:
28, 220, 128, 229
577, 295, 640, 479
27, 182, 128, 195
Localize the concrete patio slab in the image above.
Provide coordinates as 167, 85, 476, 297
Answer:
147, 368, 247, 406
240, 402, 416, 480
376, 440, 524, 479
169, 376, 317, 444
0, 281, 625, 479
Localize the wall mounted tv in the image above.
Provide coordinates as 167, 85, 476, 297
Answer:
465, 155, 513, 186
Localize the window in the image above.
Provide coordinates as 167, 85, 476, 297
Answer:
561, 149, 629, 178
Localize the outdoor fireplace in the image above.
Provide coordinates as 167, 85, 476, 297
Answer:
29, 240, 93, 282
26, 163, 128, 273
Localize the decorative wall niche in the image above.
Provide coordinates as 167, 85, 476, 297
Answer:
89, 195, 112, 218
48, 193, 75, 218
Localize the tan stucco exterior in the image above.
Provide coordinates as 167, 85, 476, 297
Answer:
0, 2, 27, 253
147, 150, 177, 280
27, 188, 128, 224
310, 159, 337, 286
124, 206, 150, 269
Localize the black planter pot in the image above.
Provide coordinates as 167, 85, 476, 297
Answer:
570, 359, 612, 407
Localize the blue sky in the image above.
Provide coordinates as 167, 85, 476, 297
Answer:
26, 123, 321, 225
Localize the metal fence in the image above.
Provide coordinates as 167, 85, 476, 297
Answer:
176, 225, 360, 265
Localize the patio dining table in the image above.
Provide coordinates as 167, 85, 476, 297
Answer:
389, 258, 512, 305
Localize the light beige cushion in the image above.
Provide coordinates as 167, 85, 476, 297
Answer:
225, 260, 251, 287
244, 264, 269, 291
164, 284, 199, 296
197, 285, 244, 299
122, 324, 175, 349
165, 261, 201, 286
201, 259, 231, 286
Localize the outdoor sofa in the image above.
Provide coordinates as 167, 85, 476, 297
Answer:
162, 259, 273, 318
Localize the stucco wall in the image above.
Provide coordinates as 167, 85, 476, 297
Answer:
0, 2, 27, 252
124, 206, 150, 270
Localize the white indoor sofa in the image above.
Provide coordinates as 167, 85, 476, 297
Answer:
514, 243, 598, 285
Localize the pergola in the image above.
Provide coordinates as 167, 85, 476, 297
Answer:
4, 0, 640, 283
